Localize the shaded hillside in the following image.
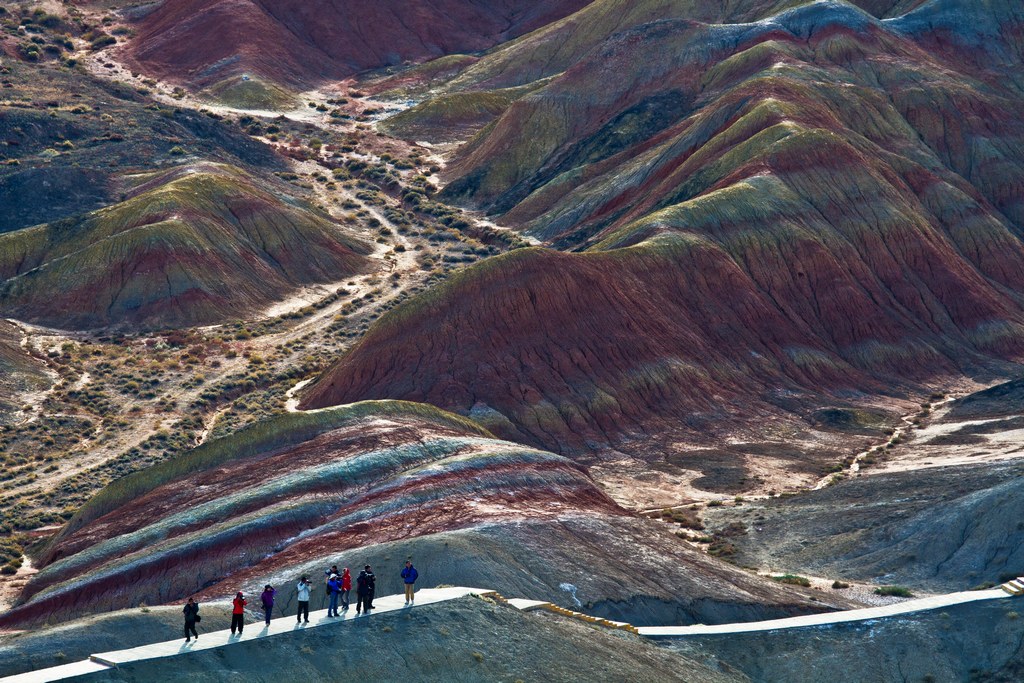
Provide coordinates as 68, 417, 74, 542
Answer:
0, 55, 282, 234
1, 401, 845, 628
0, 604, 234, 679
670, 598, 1024, 683
121, 0, 591, 88
0, 599, 746, 683
943, 376, 1024, 420
0, 163, 372, 330
702, 459, 1024, 591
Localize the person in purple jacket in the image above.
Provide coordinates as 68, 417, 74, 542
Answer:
260, 585, 276, 626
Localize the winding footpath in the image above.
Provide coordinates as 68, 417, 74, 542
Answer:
3, 580, 1022, 682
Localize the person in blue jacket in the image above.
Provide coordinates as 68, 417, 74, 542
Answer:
401, 560, 419, 604
327, 573, 341, 617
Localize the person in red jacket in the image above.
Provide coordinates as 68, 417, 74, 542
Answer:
231, 592, 247, 635
340, 568, 352, 611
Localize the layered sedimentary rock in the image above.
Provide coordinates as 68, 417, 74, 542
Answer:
121, 0, 591, 88
0, 56, 282, 234
439, 0, 1024, 245
302, 229, 1024, 454
0, 163, 371, 330
309, 0, 1024, 476
1, 401, 841, 628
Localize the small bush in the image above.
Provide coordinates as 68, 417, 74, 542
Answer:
874, 586, 913, 598
831, 580, 850, 589
89, 35, 116, 50
660, 508, 704, 530
773, 574, 811, 587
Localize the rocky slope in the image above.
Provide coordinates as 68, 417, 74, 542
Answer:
438, 0, 1024, 245
300, 229, 1018, 500
670, 597, 1024, 683
0, 163, 372, 330
121, 0, 591, 88
942, 377, 1024, 420
702, 458, 1024, 591
0, 603, 236, 678
0, 54, 282, 234
0, 598, 747, 683
0, 321, 48, 420
301, 242, 901, 447
401, 0, 935, 97
0, 401, 846, 629
307, 0, 1024, 489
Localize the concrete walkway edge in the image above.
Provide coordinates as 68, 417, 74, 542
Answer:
2, 582, 1020, 681
638, 588, 1012, 637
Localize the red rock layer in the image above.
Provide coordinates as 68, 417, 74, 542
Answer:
319, 1, 1024, 460
122, 0, 591, 87
2, 402, 846, 628
0, 403, 617, 625
302, 230, 1024, 457
0, 164, 372, 330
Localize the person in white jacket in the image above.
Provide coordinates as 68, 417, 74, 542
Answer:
296, 576, 313, 624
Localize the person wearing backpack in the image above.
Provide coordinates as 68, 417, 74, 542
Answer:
326, 573, 341, 617
183, 597, 200, 642
401, 560, 419, 604
296, 576, 312, 624
356, 565, 375, 614
231, 592, 247, 635
321, 565, 339, 610
260, 585, 276, 626
340, 568, 352, 611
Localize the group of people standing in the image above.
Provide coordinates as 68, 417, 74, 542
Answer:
183, 560, 419, 641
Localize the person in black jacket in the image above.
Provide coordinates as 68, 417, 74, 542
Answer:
356, 565, 376, 614
183, 597, 200, 642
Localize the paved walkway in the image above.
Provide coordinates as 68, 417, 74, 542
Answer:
1, 587, 488, 683
638, 588, 1010, 637
1, 582, 1019, 681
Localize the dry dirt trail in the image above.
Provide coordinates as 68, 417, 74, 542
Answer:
3, 25, 431, 505
6, 321, 63, 425
808, 395, 956, 491
641, 394, 960, 521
